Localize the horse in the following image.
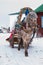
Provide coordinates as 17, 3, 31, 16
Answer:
18, 11, 39, 56
6, 11, 39, 56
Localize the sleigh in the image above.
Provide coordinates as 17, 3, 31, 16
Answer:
6, 33, 21, 43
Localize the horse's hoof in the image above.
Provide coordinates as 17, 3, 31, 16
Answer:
12, 46, 14, 48
25, 52, 28, 56
25, 54, 28, 56
18, 47, 20, 51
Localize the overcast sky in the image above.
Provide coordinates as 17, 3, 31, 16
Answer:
0, 0, 43, 28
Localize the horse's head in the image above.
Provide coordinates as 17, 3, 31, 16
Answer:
25, 11, 39, 33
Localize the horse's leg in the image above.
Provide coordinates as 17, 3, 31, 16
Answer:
10, 42, 14, 48
18, 37, 23, 50
10, 40, 14, 48
18, 38, 21, 50
20, 38, 23, 48
18, 42, 21, 50
24, 42, 28, 56
9, 38, 14, 48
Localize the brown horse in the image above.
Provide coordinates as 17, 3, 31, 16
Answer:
6, 11, 38, 56
18, 11, 38, 56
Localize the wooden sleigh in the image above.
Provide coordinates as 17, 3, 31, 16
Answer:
6, 33, 23, 48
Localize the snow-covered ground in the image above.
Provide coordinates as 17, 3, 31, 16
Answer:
0, 33, 43, 65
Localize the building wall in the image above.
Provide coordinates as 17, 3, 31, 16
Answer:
10, 15, 18, 32
37, 12, 43, 37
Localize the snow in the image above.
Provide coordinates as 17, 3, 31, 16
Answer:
0, 33, 43, 65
